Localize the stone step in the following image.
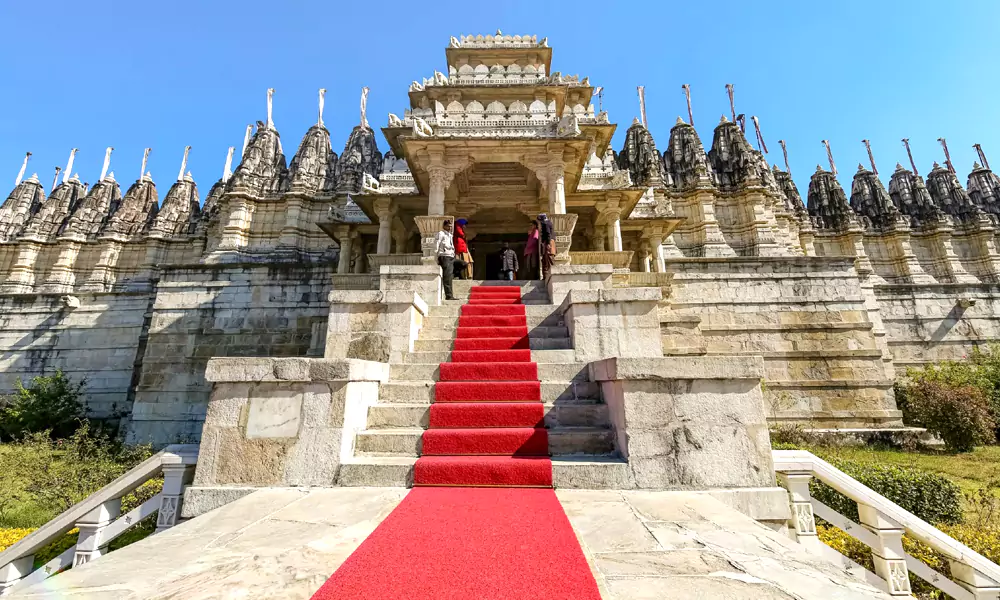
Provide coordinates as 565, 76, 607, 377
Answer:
337, 456, 632, 488
354, 427, 615, 457
452, 280, 546, 289
442, 298, 551, 306
380, 380, 601, 404
414, 337, 573, 352
401, 349, 577, 364
427, 304, 562, 319
418, 326, 570, 340
366, 402, 610, 429
389, 362, 589, 382
423, 315, 565, 328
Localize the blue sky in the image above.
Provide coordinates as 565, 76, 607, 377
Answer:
1, 0, 998, 199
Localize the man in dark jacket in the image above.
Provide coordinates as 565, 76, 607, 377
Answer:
537, 213, 555, 279
498, 241, 519, 280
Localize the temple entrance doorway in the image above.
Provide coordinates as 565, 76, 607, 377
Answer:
460, 208, 535, 280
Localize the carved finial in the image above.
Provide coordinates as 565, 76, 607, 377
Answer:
360, 86, 370, 129
539, 37, 548, 47
895, 163, 905, 171
681, 84, 694, 127
450, 36, 460, 47
496, 29, 502, 35
177, 146, 191, 182
632, 117, 642, 126
223, 146, 235, 183
52, 166, 61, 191
14, 152, 30, 186
318, 88, 327, 127
933, 161, 941, 169
974, 161, 983, 170
105, 171, 115, 182
719, 115, 728, 123
63, 149, 78, 184
816, 165, 824, 172
140, 148, 151, 182
857, 163, 865, 171
99, 147, 114, 182
676, 116, 685, 125
266, 88, 275, 130
241, 124, 253, 160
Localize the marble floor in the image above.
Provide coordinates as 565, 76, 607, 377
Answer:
9, 488, 891, 600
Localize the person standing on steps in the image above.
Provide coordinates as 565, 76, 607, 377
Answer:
435, 219, 462, 301
453, 218, 474, 280
498, 241, 519, 281
523, 220, 540, 280
537, 213, 555, 279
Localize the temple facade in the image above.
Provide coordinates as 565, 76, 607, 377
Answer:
3, 32, 1000, 445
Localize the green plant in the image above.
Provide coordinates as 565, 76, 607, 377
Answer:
903, 380, 995, 453
0, 371, 87, 441
810, 458, 963, 526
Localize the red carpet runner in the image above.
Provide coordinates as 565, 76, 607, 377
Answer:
310, 285, 602, 600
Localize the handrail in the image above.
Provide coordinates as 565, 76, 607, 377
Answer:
0, 444, 197, 595
774, 449, 1000, 598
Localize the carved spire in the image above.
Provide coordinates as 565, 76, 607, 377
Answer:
100, 147, 113, 182
102, 174, 159, 238
617, 118, 665, 188
772, 166, 806, 215
149, 173, 200, 236
229, 120, 288, 197
888, 163, 942, 228
927, 161, 981, 223
335, 120, 381, 194
14, 152, 30, 186
60, 171, 123, 239
289, 123, 334, 192
21, 171, 86, 240
63, 148, 78, 184
967, 160, 1000, 218
709, 116, 762, 191
664, 117, 712, 191
0, 170, 45, 242
850, 164, 900, 231
807, 165, 855, 230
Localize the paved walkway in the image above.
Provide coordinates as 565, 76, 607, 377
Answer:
10, 488, 891, 600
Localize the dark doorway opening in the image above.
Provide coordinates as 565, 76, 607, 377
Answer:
469, 233, 527, 280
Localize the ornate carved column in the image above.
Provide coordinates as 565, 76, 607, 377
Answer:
334, 225, 356, 274
215, 194, 255, 254
603, 209, 623, 252
74, 499, 122, 566
374, 198, 394, 255
0, 240, 41, 294
426, 167, 454, 216
547, 163, 566, 215
857, 504, 912, 596
277, 195, 308, 251
414, 215, 454, 265
391, 217, 408, 254
549, 213, 578, 265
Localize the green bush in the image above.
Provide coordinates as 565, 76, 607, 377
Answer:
0, 371, 86, 441
904, 380, 995, 453
810, 457, 963, 526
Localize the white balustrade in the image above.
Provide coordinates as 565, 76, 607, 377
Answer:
774, 450, 1000, 599
0, 445, 197, 596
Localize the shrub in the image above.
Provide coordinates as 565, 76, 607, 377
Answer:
903, 381, 994, 452
0, 371, 86, 441
810, 458, 963, 526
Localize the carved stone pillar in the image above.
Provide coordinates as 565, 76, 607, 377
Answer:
79, 237, 124, 292
549, 213, 578, 265
0, 241, 41, 294
391, 217, 408, 254
156, 460, 196, 532
277, 195, 308, 250
427, 167, 453, 216
374, 198, 394, 255
547, 164, 566, 215
415, 215, 454, 265
334, 226, 356, 274
39, 238, 85, 293
603, 209, 623, 252
776, 471, 823, 554
695, 187, 736, 257
74, 498, 121, 566
858, 504, 912, 596
215, 194, 255, 254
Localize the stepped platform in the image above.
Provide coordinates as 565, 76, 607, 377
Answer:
6, 488, 890, 600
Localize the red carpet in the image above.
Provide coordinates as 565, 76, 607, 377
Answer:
310, 286, 602, 600
456, 325, 529, 338
458, 315, 527, 327
309, 488, 601, 600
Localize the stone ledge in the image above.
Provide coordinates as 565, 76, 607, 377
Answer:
205, 357, 389, 383
566, 287, 662, 304
589, 356, 764, 381
327, 289, 428, 314
551, 264, 613, 275
378, 265, 440, 275
181, 486, 260, 518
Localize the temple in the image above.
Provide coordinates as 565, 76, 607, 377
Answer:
2, 32, 1000, 448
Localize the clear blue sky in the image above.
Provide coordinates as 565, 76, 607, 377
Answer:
2, 0, 998, 199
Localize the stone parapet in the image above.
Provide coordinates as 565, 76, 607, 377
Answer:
188, 357, 388, 506
324, 289, 429, 364
546, 264, 612, 306
563, 287, 663, 362
590, 356, 775, 489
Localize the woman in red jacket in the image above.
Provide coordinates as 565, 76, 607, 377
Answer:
454, 218, 474, 279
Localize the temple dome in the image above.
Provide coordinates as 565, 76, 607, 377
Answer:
102, 178, 159, 239
967, 161, 1000, 219
288, 125, 336, 193
850, 165, 901, 231
708, 116, 762, 192
20, 178, 86, 240
0, 175, 46, 242
335, 125, 382, 194
616, 118, 666, 188
926, 162, 981, 224
888, 163, 942, 228
663, 118, 713, 191
59, 178, 123, 239
229, 125, 288, 196
148, 179, 199, 236
807, 167, 854, 230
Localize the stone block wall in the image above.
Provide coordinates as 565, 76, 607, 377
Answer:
126, 263, 334, 445
660, 256, 901, 428
0, 293, 151, 419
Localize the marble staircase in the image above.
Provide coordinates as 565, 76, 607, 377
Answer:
339, 279, 630, 488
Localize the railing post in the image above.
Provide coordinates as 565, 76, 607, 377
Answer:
0, 556, 34, 596
857, 504, 912, 596
156, 462, 196, 531
777, 471, 823, 554
74, 499, 122, 566
950, 561, 1000, 600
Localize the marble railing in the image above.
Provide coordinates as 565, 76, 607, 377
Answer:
774, 450, 1000, 598
0, 445, 198, 595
